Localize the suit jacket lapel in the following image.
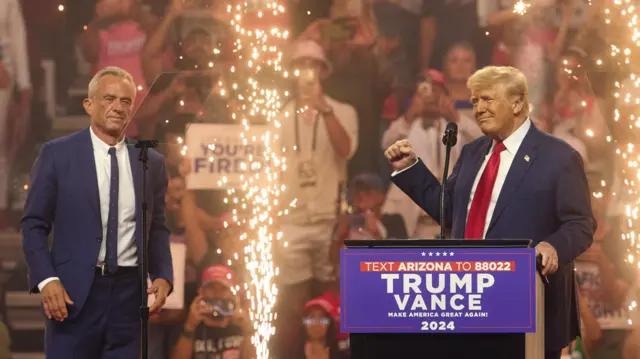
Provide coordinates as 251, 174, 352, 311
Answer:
454, 137, 492, 237
486, 126, 540, 234
126, 140, 143, 246
79, 128, 102, 221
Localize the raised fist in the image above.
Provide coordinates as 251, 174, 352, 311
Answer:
384, 139, 417, 171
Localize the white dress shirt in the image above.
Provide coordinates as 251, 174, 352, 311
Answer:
38, 127, 138, 291
393, 119, 531, 239
466, 119, 530, 237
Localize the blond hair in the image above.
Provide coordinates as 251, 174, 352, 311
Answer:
87, 66, 135, 98
467, 66, 530, 116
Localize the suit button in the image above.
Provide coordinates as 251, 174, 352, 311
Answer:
96, 236, 102, 242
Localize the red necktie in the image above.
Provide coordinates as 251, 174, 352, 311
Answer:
464, 142, 506, 239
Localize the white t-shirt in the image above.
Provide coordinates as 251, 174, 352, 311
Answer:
277, 96, 359, 225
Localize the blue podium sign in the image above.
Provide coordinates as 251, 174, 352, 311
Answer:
340, 247, 536, 334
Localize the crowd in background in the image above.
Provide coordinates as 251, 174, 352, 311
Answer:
0, 0, 639, 358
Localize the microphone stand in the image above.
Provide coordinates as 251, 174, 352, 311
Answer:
437, 125, 458, 239
135, 139, 158, 359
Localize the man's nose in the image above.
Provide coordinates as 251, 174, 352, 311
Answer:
111, 102, 125, 113
475, 101, 487, 114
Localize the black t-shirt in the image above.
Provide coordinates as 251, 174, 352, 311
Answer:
192, 323, 244, 359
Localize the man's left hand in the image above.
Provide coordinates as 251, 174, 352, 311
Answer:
535, 242, 559, 275
148, 278, 171, 315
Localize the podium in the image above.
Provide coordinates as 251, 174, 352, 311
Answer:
341, 239, 545, 359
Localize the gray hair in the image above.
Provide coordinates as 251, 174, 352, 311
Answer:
87, 66, 136, 98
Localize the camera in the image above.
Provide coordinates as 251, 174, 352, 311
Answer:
201, 298, 236, 320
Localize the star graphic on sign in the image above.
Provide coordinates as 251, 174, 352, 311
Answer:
449, 252, 454, 256
421, 252, 426, 256
442, 252, 448, 257
428, 252, 433, 256
436, 252, 441, 256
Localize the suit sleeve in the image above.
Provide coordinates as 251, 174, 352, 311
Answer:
391, 146, 465, 230
545, 151, 595, 267
21, 143, 57, 293
148, 157, 173, 291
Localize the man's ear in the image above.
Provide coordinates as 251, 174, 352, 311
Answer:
82, 98, 93, 116
512, 96, 525, 116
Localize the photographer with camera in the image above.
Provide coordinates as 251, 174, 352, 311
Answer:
380, 69, 482, 238
171, 264, 252, 359
273, 39, 357, 359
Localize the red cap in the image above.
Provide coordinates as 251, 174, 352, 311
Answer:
304, 292, 340, 321
423, 68, 446, 87
201, 264, 235, 288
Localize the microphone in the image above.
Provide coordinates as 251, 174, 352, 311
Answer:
442, 122, 458, 147
438, 122, 459, 239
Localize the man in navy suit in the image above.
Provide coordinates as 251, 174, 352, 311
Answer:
384, 66, 595, 359
21, 66, 173, 359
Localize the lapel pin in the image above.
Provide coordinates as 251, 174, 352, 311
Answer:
524, 155, 530, 162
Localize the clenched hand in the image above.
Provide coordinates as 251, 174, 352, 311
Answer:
384, 139, 417, 171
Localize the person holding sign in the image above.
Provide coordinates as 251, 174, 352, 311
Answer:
21, 67, 173, 359
384, 66, 595, 359
274, 40, 358, 359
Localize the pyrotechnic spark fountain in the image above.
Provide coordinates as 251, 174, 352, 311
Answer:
213, 1, 290, 357
596, 0, 640, 324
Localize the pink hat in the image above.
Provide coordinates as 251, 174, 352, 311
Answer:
201, 264, 235, 288
290, 40, 333, 74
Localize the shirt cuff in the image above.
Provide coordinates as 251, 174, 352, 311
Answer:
38, 277, 60, 292
391, 159, 419, 177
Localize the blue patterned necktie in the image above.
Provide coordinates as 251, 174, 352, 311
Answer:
106, 147, 119, 273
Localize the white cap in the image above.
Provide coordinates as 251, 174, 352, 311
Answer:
289, 40, 332, 74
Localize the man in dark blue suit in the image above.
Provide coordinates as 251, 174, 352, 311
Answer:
21, 66, 173, 359
384, 66, 595, 359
